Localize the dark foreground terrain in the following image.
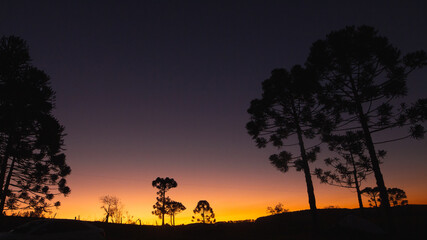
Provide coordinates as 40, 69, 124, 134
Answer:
1, 205, 426, 240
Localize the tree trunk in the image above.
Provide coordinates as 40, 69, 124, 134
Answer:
202, 209, 205, 223
358, 111, 390, 209
106, 205, 110, 223
295, 123, 317, 211
350, 80, 393, 230
161, 192, 165, 226
0, 154, 9, 215
0, 157, 15, 213
350, 154, 364, 210
350, 80, 390, 210
292, 103, 317, 229
0, 140, 12, 213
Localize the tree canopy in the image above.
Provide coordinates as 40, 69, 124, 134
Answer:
247, 65, 325, 218
0, 36, 70, 216
306, 25, 426, 213
192, 200, 215, 224
315, 131, 375, 209
361, 187, 408, 207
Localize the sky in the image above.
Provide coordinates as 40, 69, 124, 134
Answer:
1, 0, 426, 224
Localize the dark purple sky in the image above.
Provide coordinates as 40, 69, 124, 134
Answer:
1, 0, 426, 221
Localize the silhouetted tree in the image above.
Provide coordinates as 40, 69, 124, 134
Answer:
361, 187, 408, 207
315, 131, 376, 209
361, 187, 381, 207
166, 201, 186, 225
100, 195, 123, 223
0, 36, 71, 216
192, 200, 215, 224
152, 196, 171, 223
266, 202, 288, 215
306, 25, 426, 216
247, 65, 325, 221
387, 188, 408, 206
152, 177, 177, 225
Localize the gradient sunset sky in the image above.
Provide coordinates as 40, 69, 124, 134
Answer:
1, 0, 426, 225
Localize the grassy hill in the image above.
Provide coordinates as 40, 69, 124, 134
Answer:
1, 205, 426, 240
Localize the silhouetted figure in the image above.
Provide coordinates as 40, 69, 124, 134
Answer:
0, 36, 70, 216
152, 177, 177, 226
192, 200, 215, 224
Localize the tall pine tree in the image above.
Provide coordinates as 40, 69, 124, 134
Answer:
247, 65, 327, 224
306, 25, 426, 225
0, 36, 70, 216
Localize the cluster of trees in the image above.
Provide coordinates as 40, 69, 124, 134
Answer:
247, 25, 426, 226
266, 202, 288, 215
0, 36, 71, 217
151, 177, 215, 225
151, 177, 185, 226
361, 187, 408, 208
99, 181, 217, 226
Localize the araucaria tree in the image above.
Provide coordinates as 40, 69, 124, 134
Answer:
361, 187, 408, 207
306, 25, 426, 213
247, 65, 324, 219
192, 200, 215, 224
166, 201, 186, 226
0, 36, 71, 216
315, 131, 375, 209
152, 177, 177, 226
361, 187, 381, 207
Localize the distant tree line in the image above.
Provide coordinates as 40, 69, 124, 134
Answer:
151, 177, 215, 226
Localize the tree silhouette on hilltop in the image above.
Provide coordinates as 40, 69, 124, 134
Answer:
152, 177, 177, 226
247, 65, 327, 225
192, 200, 215, 224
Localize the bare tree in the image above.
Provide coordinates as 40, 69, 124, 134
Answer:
100, 195, 123, 223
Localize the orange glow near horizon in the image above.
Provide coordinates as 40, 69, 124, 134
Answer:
3, 0, 427, 229
46, 153, 427, 225
51, 185, 427, 225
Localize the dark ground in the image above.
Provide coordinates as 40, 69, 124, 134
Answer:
1, 205, 426, 240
